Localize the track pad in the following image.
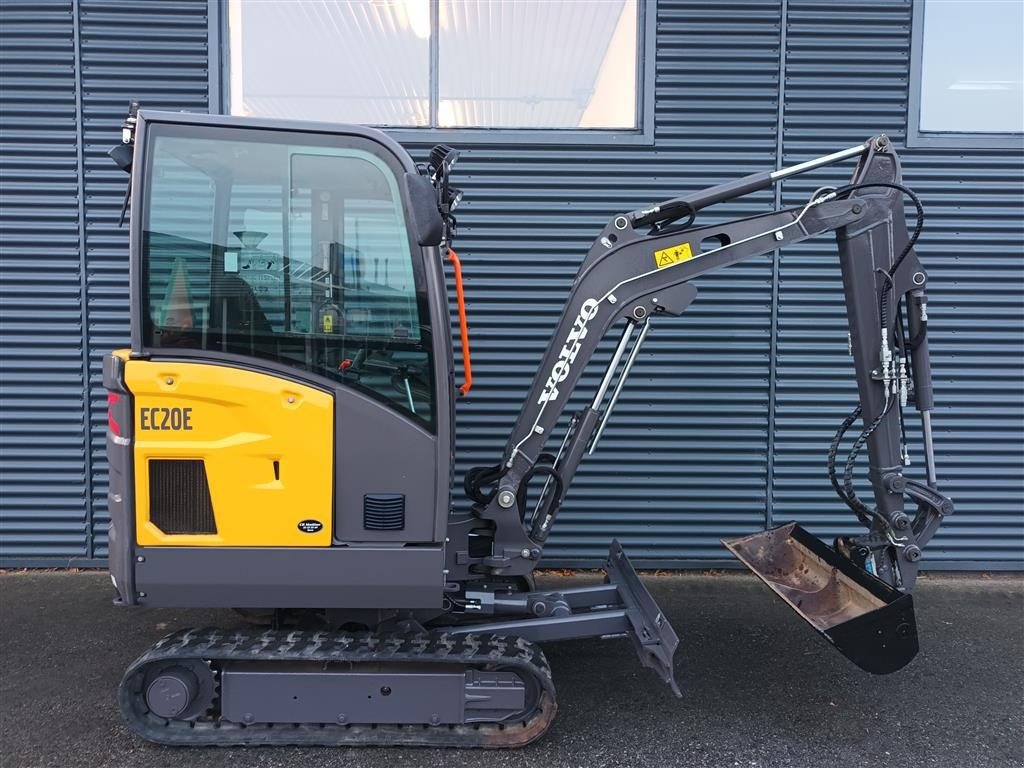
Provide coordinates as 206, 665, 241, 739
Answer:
723, 523, 918, 674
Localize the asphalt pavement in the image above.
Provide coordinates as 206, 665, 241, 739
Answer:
1, 570, 1021, 768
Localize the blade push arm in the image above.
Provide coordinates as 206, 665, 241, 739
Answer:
463, 137, 950, 590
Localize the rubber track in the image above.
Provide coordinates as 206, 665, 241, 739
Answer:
118, 627, 556, 747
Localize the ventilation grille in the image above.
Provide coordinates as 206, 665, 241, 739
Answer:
148, 460, 217, 535
363, 494, 405, 531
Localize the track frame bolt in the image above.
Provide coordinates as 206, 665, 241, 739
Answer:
430, 714, 441, 725
337, 713, 347, 724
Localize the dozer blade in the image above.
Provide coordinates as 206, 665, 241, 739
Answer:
606, 540, 682, 695
723, 522, 918, 674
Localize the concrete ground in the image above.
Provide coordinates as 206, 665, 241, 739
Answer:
1, 570, 1021, 768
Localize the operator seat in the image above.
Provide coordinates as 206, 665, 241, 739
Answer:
209, 273, 272, 351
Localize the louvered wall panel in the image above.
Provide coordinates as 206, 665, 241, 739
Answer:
0, 2, 89, 559
2, 0, 1020, 568
79, 0, 213, 558
400, 0, 784, 564
774, 1, 1024, 567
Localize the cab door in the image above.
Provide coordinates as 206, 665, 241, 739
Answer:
127, 112, 452, 550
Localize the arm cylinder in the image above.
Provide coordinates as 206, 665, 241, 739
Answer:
907, 289, 933, 411
907, 288, 938, 487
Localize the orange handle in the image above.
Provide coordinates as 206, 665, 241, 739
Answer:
446, 248, 473, 397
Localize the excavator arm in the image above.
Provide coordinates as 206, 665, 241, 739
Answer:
456, 136, 951, 673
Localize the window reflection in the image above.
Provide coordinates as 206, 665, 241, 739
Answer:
142, 130, 434, 424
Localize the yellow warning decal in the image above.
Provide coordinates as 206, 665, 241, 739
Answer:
653, 242, 694, 269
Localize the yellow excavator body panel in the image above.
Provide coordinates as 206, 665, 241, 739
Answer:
121, 353, 334, 547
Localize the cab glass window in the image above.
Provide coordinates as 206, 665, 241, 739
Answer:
141, 127, 434, 425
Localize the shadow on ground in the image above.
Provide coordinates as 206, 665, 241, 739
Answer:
1, 571, 1021, 768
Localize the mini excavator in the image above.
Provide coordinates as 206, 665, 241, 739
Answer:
104, 105, 952, 746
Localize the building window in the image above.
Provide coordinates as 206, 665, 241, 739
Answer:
908, 0, 1023, 147
228, 0, 644, 134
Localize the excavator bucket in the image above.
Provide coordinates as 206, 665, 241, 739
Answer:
723, 523, 918, 674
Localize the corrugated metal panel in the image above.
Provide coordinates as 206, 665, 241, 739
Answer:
0, 1, 89, 559
79, 0, 213, 559
0, 0, 212, 564
402, 0, 785, 564
1, 0, 1020, 569
774, 1, 1024, 567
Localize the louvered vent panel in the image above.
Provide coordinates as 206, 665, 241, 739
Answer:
364, 494, 406, 532
148, 459, 216, 535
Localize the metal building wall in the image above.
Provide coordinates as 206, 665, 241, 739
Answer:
428, 0, 1024, 569
0, 0, 1020, 569
0, 0, 214, 564
1, 1, 85, 558
429, 0, 787, 565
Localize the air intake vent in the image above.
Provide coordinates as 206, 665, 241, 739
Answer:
363, 494, 405, 531
149, 460, 217, 535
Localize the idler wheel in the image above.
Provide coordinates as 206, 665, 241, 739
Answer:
143, 661, 216, 720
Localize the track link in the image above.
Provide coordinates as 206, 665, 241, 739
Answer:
119, 627, 556, 747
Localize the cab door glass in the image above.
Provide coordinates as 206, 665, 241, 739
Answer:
142, 129, 434, 426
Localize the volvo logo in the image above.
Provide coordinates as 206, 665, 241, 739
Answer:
538, 298, 600, 404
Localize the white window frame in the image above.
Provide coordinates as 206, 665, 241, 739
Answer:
907, 0, 1024, 149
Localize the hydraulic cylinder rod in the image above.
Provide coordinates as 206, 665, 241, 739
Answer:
629, 142, 869, 227
590, 321, 650, 454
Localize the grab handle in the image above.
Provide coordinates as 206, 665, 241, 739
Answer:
446, 248, 473, 396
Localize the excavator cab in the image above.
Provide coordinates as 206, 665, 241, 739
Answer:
105, 105, 952, 747
106, 109, 458, 608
